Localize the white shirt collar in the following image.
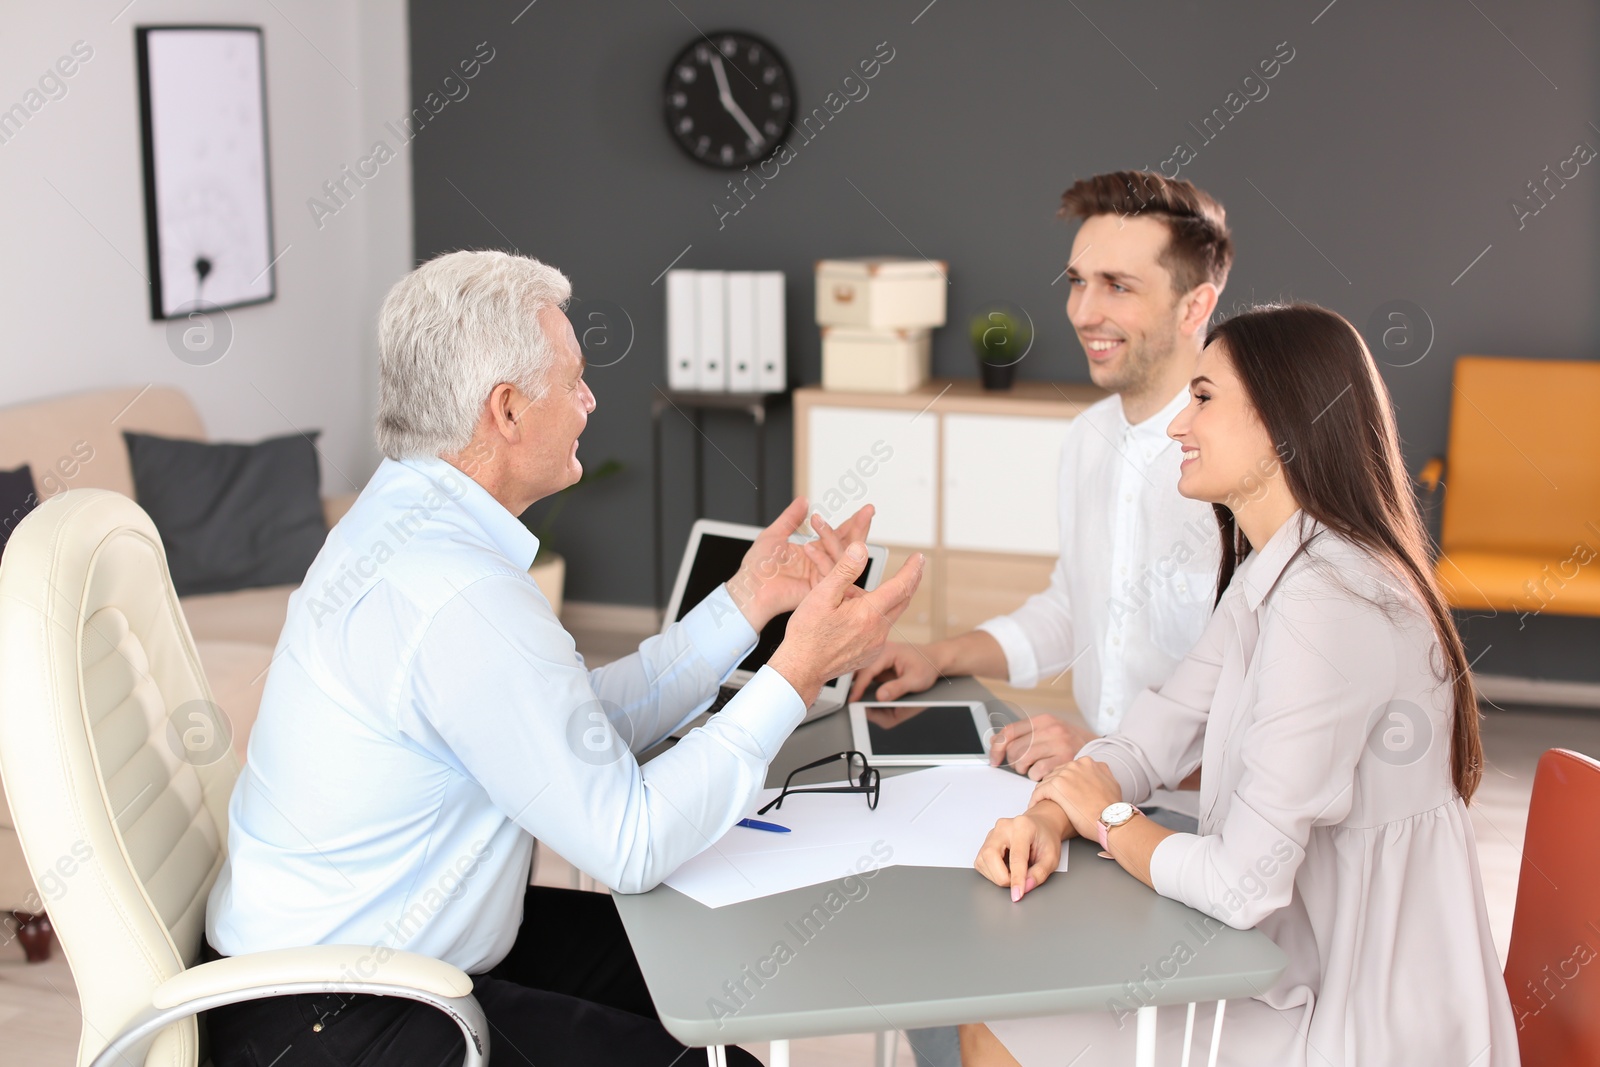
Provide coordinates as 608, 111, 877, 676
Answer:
396, 455, 541, 570
1117, 384, 1192, 455
1239, 510, 1323, 611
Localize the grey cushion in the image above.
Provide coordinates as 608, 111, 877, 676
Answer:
123, 431, 327, 597
0, 463, 39, 561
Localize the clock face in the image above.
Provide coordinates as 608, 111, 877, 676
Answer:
664, 31, 795, 169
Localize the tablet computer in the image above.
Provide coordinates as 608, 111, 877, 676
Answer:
848, 700, 994, 767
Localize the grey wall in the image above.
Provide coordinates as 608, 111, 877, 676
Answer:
408, 0, 1600, 675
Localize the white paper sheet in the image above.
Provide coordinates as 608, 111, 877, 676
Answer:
661, 765, 1067, 907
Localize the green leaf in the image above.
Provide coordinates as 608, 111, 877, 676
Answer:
968, 310, 1033, 363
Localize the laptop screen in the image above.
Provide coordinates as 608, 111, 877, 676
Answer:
672, 532, 872, 675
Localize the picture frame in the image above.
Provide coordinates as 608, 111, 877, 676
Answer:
135, 25, 276, 321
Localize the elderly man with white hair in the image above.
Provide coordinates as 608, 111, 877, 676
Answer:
202, 250, 923, 1067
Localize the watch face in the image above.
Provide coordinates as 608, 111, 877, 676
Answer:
1101, 802, 1135, 827
664, 31, 795, 169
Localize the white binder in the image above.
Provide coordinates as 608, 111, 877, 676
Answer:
695, 270, 727, 390
665, 270, 698, 391
726, 272, 757, 392
754, 271, 786, 393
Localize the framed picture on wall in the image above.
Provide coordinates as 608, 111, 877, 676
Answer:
135, 25, 276, 321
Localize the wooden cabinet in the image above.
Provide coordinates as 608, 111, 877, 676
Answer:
942, 551, 1057, 635
885, 545, 937, 646
944, 551, 1077, 716
943, 413, 1074, 554
795, 379, 1105, 717
804, 404, 937, 546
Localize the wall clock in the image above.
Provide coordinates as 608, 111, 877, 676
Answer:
664, 31, 794, 169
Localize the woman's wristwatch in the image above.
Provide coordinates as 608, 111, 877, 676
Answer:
1096, 801, 1141, 850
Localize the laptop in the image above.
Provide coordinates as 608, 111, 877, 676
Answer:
662, 518, 888, 737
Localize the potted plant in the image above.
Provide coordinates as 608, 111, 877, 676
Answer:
521, 458, 623, 616
969, 308, 1032, 391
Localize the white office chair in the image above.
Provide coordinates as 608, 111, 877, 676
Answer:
0, 489, 488, 1067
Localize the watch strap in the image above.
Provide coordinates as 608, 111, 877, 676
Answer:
1096, 805, 1141, 851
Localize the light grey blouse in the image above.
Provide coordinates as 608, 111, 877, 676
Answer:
1078, 512, 1519, 1066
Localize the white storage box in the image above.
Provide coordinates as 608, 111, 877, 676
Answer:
815, 257, 948, 329
822, 327, 931, 393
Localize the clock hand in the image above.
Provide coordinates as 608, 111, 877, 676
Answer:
709, 53, 765, 149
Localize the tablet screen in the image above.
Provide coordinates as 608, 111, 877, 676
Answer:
862, 704, 985, 756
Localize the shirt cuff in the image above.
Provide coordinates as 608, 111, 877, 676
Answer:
1075, 738, 1149, 805
1148, 830, 1203, 901
717, 664, 807, 759
678, 584, 760, 681
975, 615, 1040, 689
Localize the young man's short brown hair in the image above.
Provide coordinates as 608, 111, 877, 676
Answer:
1060, 171, 1234, 295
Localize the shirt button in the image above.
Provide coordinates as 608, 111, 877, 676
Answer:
1112, 637, 1121, 646
1123, 493, 1132, 502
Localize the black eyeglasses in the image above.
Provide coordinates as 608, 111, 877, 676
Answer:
758, 750, 881, 815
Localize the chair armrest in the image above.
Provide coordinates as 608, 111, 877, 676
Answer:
91, 946, 485, 1067
323, 491, 361, 527
152, 944, 472, 1008
1417, 456, 1445, 492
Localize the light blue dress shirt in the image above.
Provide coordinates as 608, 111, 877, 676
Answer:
206, 456, 804, 973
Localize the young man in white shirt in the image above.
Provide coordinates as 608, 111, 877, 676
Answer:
861, 167, 1233, 1067
203, 250, 923, 1067
854, 169, 1233, 801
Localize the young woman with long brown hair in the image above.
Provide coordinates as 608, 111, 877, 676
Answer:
966, 303, 1518, 1065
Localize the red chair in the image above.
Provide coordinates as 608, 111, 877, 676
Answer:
1502, 748, 1600, 1063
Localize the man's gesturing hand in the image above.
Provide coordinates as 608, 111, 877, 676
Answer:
725, 497, 875, 632
768, 544, 924, 707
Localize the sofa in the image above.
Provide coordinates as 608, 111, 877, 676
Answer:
0, 386, 357, 958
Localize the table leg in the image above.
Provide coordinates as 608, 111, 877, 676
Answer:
653, 400, 666, 610
705, 1046, 727, 1067
1206, 1000, 1227, 1067
753, 405, 766, 524
874, 1029, 897, 1067
1134, 1005, 1157, 1067
692, 410, 705, 521
768, 1038, 790, 1066
1180, 1001, 1197, 1067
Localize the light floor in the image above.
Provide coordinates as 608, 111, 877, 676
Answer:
4, 612, 1597, 1065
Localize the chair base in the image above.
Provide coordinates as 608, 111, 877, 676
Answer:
8, 911, 53, 963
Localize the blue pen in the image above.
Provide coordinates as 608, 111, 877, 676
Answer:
736, 818, 791, 833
